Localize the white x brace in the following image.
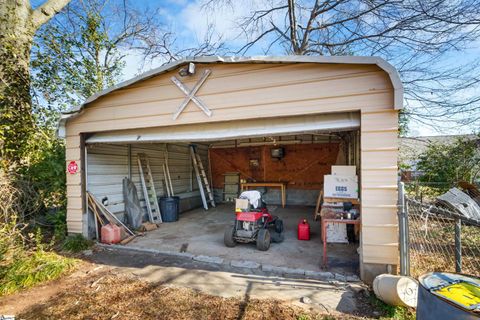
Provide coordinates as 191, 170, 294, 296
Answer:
170, 69, 212, 120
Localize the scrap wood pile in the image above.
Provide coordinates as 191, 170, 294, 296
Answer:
87, 192, 138, 244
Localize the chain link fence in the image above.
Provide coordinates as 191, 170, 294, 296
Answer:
399, 182, 480, 278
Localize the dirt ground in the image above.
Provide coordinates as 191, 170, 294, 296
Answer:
0, 249, 382, 320
16, 273, 367, 320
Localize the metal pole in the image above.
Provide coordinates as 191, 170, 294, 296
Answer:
404, 197, 410, 276
455, 218, 462, 273
398, 181, 406, 275
398, 181, 410, 276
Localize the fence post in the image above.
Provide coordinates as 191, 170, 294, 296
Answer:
398, 181, 410, 276
455, 218, 462, 273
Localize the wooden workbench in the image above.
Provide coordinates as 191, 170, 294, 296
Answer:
240, 182, 288, 208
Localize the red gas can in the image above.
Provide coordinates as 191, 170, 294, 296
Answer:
101, 223, 121, 244
297, 219, 310, 240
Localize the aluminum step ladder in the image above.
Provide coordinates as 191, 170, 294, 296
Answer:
190, 145, 215, 210
137, 153, 162, 223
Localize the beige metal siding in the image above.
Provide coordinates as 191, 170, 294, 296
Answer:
65, 63, 392, 135
84, 142, 208, 229
66, 134, 82, 234
360, 110, 399, 265
87, 144, 129, 218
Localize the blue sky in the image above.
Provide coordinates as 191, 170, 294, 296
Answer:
32, 0, 480, 137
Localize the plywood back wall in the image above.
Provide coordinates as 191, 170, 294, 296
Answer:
210, 143, 340, 190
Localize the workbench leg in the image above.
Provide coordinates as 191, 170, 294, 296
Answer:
281, 186, 286, 208
322, 219, 327, 269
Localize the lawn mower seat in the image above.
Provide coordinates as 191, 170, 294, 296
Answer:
239, 190, 266, 210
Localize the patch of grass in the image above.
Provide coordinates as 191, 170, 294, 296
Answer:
0, 217, 77, 296
370, 295, 415, 320
62, 234, 92, 253
0, 249, 76, 296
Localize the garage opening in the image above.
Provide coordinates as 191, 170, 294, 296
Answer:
85, 115, 361, 275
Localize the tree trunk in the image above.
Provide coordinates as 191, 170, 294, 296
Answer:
0, 0, 70, 170
0, 2, 36, 170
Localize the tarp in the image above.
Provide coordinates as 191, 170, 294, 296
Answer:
122, 177, 143, 229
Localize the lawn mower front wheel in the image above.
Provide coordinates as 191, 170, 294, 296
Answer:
224, 225, 237, 247
256, 228, 271, 251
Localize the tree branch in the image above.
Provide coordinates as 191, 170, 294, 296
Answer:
31, 0, 71, 30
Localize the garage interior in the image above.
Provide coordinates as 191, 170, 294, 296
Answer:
86, 125, 361, 275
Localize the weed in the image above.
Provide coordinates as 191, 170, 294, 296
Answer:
370, 295, 416, 320
62, 234, 92, 252
0, 217, 76, 295
0, 250, 75, 295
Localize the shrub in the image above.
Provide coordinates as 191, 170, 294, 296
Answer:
62, 234, 92, 253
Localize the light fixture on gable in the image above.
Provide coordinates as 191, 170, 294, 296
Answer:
178, 62, 196, 76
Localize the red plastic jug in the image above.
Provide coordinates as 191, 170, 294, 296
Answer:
101, 223, 121, 244
297, 219, 310, 241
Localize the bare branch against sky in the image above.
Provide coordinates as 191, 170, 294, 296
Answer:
204, 0, 480, 131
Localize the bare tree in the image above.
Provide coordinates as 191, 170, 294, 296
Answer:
205, 0, 480, 131
139, 24, 225, 64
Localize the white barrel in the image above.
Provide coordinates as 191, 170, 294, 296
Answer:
373, 274, 418, 308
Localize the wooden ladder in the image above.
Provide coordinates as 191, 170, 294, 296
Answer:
137, 153, 162, 223
190, 145, 215, 210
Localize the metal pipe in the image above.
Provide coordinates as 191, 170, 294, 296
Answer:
398, 181, 410, 276
455, 218, 462, 273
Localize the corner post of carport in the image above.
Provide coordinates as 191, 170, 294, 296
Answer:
359, 108, 400, 283
65, 131, 87, 236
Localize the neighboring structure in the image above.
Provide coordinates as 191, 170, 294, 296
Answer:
59, 56, 402, 282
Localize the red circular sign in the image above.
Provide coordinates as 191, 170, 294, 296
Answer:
67, 161, 78, 174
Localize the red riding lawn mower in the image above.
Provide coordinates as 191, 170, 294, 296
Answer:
224, 190, 284, 251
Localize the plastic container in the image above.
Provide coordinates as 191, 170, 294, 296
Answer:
417, 272, 480, 320
373, 274, 418, 308
297, 219, 310, 240
159, 196, 179, 222
101, 223, 121, 244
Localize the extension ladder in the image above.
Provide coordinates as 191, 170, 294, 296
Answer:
137, 153, 162, 223
190, 145, 215, 210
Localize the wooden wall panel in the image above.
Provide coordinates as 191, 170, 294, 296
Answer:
210, 143, 339, 190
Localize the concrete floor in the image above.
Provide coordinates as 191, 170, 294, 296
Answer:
127, 204, 359, 275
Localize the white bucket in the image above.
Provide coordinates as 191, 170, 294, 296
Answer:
373, 274, 418, 308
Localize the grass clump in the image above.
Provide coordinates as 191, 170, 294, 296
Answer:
0, 217, 76, 296
62, 234, 92, 253
370, 295, 416, 320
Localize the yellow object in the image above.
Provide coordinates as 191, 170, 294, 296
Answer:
432, 281, 480, 310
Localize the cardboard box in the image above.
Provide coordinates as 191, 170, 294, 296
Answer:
324, 175, 358, 199
332, 165, 356, 176
235, 198, 249, 212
